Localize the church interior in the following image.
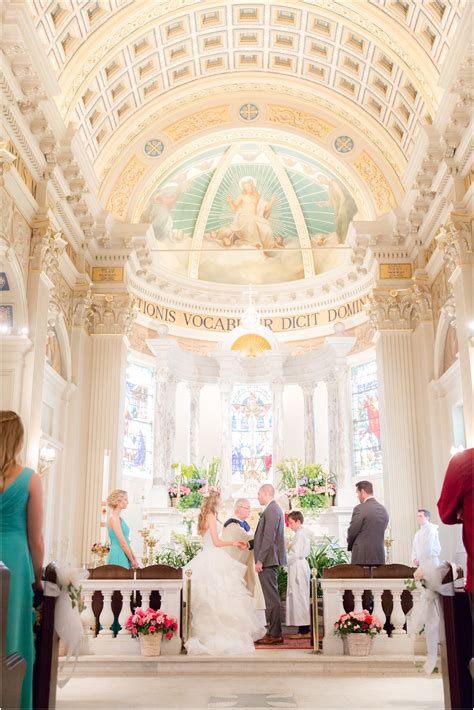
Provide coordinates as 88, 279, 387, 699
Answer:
1, 0, 473, 708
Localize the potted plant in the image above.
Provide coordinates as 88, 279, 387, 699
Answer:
278, 460, 336, 510
167, 484, 191, 507
333, 610, 382, 656
171, 458, 220, 510
125, 607, 178, 656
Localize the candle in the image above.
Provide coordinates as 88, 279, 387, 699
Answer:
102, 449, 110, 502
177, 462, 182, 501
205, 464, 209, 495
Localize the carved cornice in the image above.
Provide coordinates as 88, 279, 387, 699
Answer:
435, 215, 473, 277
367, 284, 433, 332
86, 293, 137, 336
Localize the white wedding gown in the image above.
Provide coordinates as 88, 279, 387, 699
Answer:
184, 530, 266, 655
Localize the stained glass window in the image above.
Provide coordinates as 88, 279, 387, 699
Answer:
123, 362, 155, 478
231, 385, 273, 483
351, 361, 382, 478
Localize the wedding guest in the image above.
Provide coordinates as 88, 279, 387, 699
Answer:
0, 411, 44, 710
221, 498, 265, 610
411, 509, 441, 574
347, 481, 389, 565
106, 489, 139, 569
285, 511, 311, 639
437, 449, 473, 598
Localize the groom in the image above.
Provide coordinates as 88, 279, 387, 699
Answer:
251, 484, 286, 645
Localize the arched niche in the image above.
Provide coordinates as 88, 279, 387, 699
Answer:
0, 237, 28, 334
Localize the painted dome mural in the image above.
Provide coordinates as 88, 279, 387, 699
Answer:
140, 143, 359, 285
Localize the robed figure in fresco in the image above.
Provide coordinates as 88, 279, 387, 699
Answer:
222, 176, 278, 250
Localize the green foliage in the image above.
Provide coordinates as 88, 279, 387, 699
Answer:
172, 458, 220, 490
155, 535, 202, 568
276, 459, 300, 490
299, 492, 328, 509
178, 491, 203, 509
306, 536, 349, 596
277, 566, 288, 600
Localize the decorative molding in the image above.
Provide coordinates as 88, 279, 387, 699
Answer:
105, 156, 147, 221
352, 152, 396, 214
267, 105, 334, 140
30, 218, 67, 282
367, 286, 432, 332
163, 106, 231, 142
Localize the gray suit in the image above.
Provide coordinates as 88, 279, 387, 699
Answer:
253, 500, 286, 636
347, 497, 389, 565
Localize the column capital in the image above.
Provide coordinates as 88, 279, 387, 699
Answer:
301, 381, 316, 396
30, 220, 67, 281
367, 284, 432, 332
86, 293, 137, 336
435, 215, 473, 277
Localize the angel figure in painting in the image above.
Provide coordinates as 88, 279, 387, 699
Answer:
314, 173, 358, 244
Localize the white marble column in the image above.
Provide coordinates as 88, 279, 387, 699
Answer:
302, 382, 316, 464
368, 289, 423, 564
219, 382, 233, 498
335, 364, 353, 494
436, 216, 473, 444
81, 294, 134, 564
152, 372, 177, 488
272, 380, 284, 487
188, 383, 202, 464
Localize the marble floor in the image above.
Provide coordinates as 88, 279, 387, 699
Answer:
56, 673, 444, 709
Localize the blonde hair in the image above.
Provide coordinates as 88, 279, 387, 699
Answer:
197, 492, 220, 536
107, 489, 127, 508
0, 411, 24, 490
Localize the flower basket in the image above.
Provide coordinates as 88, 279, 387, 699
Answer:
139, 634, 162, 657
170, 497, 179, 508
343, 634, 372, 656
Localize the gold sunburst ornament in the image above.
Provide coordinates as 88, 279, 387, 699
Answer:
231, 333, 271, 358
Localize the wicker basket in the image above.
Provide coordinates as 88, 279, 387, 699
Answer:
139, 634, 162, 657
343, 634, 372, 656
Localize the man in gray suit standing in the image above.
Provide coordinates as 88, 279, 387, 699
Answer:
252, 484, 287, 644
347, 481, 389, 565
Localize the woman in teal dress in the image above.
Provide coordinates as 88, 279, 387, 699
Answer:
0, 411, 44, 710
106, 489, 139, 569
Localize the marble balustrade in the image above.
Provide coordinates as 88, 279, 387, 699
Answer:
80, 577, 182, 656
321, 578, 422, 655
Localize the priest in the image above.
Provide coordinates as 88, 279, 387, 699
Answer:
221, 498, 266, 611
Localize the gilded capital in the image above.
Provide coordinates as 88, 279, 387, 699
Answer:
86, 294, 137, 336
30, 221, 67, 280
435, 216, 473, 277
367, 288, 416, 331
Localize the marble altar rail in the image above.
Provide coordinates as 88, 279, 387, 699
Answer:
321, 566, 422, 656
79, 565, 182, 656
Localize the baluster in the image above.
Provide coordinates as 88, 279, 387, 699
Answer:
117, 588, 131, 635
390, 589, 406, 635
140, 589, 151, 609
353, 590, 364, 612
81, 589, 96, 638
372, 590, 387, 634
98, 590, 115, 636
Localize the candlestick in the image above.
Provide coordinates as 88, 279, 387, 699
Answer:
205, 464, 209, 496
177, 462, 182, 502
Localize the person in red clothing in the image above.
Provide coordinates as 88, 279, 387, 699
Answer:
437, 448, 473, 595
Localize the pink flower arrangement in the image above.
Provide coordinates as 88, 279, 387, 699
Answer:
333, 610, 383, 638
285, 486, 309, 497
125, 607, 178, 639
168, 485, 191, 499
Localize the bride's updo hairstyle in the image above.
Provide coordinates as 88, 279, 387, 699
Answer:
197, 491, 220, 535
107, 489, 127, 509
0, 411, 24, 491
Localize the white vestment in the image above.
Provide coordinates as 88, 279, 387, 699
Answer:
285, 527, 311, 626
221, 521, 266, 611
411, 522, 441, 575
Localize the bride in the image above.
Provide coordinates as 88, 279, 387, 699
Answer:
185, 491, 266, 655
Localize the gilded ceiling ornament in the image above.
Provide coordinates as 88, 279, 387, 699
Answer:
144, 139, 164, 158
105, 155, 147, 220
98, 83, 404, 187
239, 103, 259, 121
163, 106, 230, 142
267, 105, 334, 139
352, 152, 396, 214
334, 136, 354, 154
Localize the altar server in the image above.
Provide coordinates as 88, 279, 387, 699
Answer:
285, 511, 311, 638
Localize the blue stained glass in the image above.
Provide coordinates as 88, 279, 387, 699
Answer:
351, 361, 382, 478
123, 363, 155, 478
231, 385, 273, 483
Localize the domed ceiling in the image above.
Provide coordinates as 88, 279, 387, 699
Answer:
139, 143, 359, 285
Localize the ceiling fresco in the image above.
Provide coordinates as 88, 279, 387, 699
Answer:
139, 142, 360, 285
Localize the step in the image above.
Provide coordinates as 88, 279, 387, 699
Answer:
67, 653, 431, 677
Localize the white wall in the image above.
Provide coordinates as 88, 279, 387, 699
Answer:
174, 381, 190, 463
282, 384, 304, 461
199, 384, 221, 462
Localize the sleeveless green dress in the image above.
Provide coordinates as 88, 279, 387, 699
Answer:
107, 517, 131, 568
0, 467, 35, 709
